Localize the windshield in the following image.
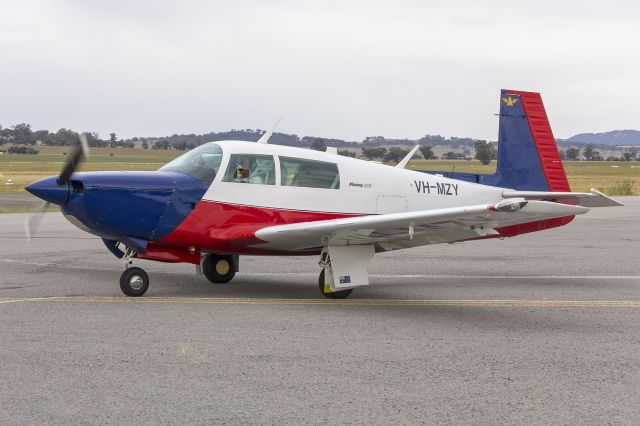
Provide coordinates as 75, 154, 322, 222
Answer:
159, 143, 223, 181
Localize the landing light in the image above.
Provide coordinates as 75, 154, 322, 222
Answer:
491, 199, 528, 212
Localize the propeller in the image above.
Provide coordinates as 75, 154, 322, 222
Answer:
58, 132, 90, 185
25, 133, 90, 241
25, 200, 50, 242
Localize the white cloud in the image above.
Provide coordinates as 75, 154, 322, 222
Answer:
1, 0, 638, 140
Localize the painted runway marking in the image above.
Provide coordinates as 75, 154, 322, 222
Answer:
1, 296, 640, 308
2, 258, 639, 280
0, 296, 63, 304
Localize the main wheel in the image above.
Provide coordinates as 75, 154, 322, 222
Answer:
202, 254, 236, 284
318, 268, 353, 299
120, 267, 149, 297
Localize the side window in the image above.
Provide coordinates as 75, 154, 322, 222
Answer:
223, 154, 275, 185
279, 157, 340, 189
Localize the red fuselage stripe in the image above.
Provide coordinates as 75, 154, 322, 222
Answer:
157, 200, 359, 255
152, 200, 573, 257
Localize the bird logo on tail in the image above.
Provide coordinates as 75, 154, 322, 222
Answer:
502, 96, 519, 107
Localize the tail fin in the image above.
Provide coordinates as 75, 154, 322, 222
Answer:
495, 90, 570, 191
420, 89, 570, 191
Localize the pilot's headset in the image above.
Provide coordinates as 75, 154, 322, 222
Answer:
236, 157, 255, 175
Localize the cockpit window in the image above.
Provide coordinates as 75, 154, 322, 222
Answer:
159, 143, 223, 181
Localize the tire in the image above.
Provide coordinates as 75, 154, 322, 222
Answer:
318, 268, 353, 299
202, 254, 236, 284
120, 267, 149, 297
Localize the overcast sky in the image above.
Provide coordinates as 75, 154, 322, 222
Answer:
1, 0, 638, 141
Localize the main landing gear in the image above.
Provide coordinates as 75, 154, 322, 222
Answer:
317, 245, 375, 299
201, 254, 238, 284
318, 268, 353, 299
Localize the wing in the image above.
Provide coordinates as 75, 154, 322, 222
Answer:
255, 200, 589, 252
502, 188, 623, 207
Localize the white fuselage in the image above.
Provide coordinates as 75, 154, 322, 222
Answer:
203, 141, 507, 215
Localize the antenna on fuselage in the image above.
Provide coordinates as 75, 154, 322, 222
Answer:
257, 118, 282, 144
325, 147, 338, 155
395, 145, 420, 169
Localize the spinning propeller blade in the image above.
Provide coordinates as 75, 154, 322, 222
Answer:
25, 201, 50, 242
25, 133, 90, 240
57, 132, 89, 185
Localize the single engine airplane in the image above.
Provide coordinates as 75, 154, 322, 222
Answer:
25, 90, 622, 298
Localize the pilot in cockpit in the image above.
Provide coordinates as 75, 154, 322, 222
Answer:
235, 157, 264, 184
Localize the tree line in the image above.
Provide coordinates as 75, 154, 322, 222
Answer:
1, 122, 636, 162
0, 124, 135, 149
0, 122, 495, 162
333, 140, 496, 164
560, 145, 638, 161
0, 122, 481, 151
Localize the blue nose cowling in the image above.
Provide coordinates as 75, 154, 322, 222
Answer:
58, 171, 210, 243
25, 176, 69, 205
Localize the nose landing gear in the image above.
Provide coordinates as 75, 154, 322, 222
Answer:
119, 247, 149, 297
120, 267, 149, 297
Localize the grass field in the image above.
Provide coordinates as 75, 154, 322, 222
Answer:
1, 146, 639, 196
0, 146, 177, 194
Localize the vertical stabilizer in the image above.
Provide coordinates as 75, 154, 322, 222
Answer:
419, 89, 570, 192
496, 90, 570, 191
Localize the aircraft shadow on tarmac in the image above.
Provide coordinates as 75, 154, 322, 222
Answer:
35, 267, 591, 332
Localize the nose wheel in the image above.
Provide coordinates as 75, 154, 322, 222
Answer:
120, 267, 149, 297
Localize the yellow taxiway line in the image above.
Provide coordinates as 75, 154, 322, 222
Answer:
1, 296, 640, 308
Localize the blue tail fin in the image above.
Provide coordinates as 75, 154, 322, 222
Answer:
420, 89, 570, 192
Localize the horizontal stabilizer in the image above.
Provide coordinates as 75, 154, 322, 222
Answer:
502, 188, 623, 207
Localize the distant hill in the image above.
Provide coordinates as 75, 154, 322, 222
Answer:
565, 130, 640, 146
